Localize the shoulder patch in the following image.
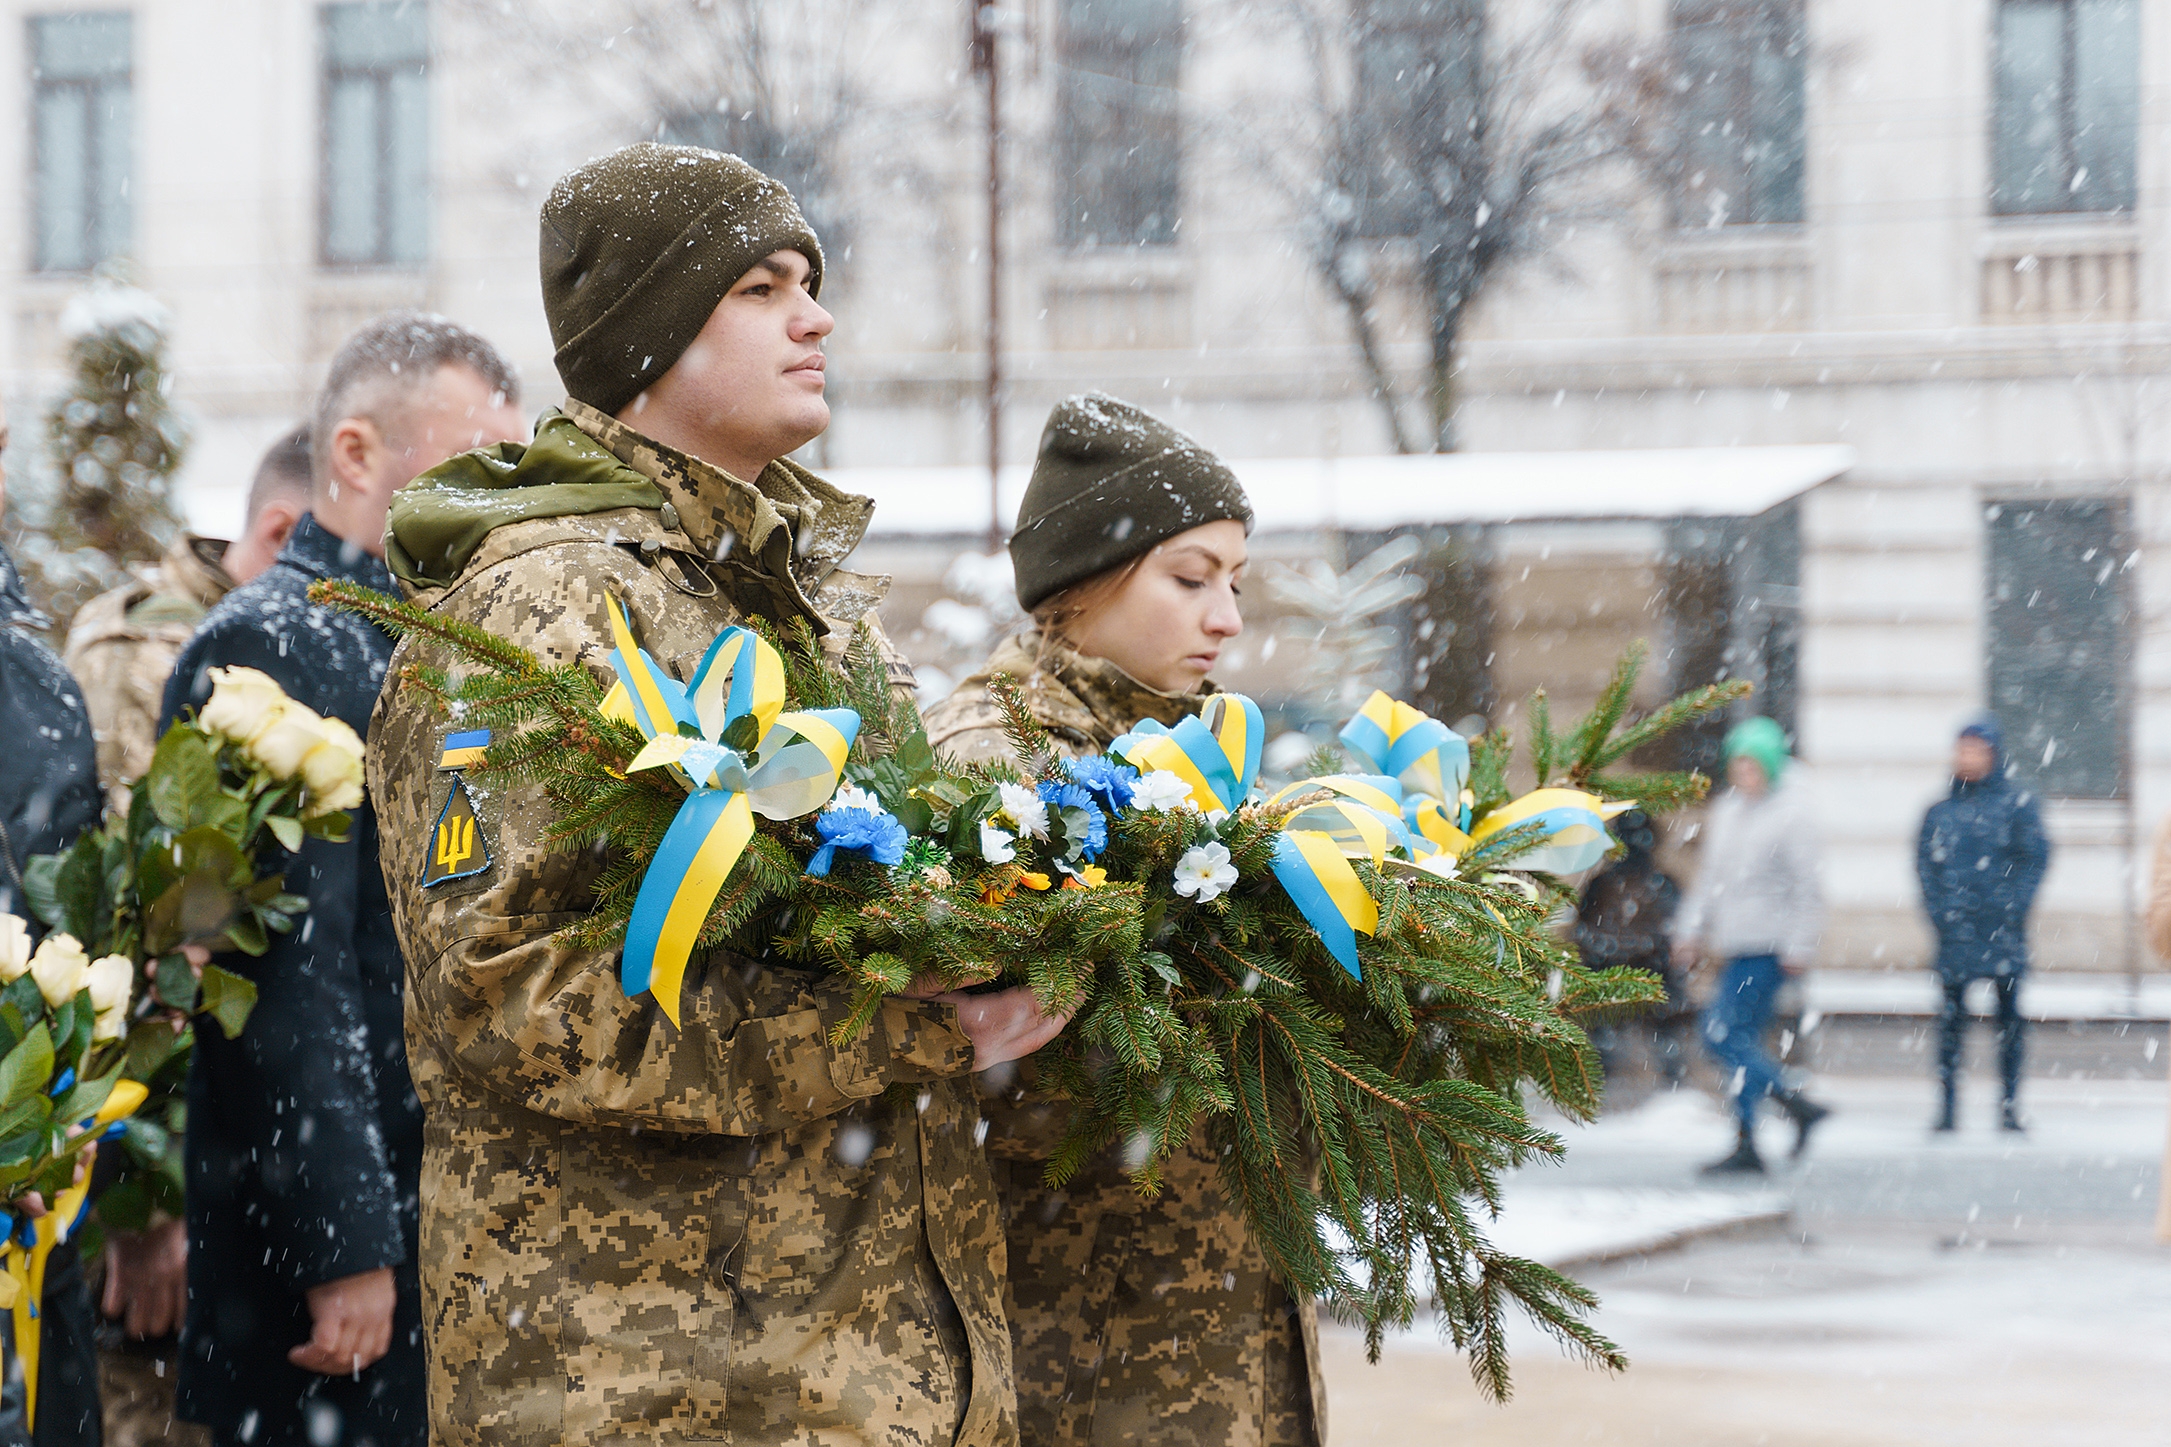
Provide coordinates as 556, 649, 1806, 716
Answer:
422, 774, 492, 887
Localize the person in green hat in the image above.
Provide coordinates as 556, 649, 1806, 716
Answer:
925, 393, 1324, 1447
1673, 716, 1833, 1174
367, 143, 1064, 1447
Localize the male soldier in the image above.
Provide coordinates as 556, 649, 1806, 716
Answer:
65, 427, 312, 815
367, 144, 1064, 1447
162, 315, 526, 1447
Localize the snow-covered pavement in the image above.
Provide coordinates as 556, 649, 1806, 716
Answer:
1321, 1071, 2171, 1445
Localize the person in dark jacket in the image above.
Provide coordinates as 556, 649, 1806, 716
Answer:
158, 314, 524, 1447
1573, 810, 1691, 1084
0, 400, 110, 1447
1916, 716, 2051, 1133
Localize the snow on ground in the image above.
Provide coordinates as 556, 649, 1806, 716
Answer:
1323, 1071, 2171, 1445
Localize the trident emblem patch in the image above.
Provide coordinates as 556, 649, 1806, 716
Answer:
422, 729, 493, 888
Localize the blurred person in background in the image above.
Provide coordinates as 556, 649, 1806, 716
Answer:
1918, 717, 2049, 1134
64, 431, 310, 1447
0, 397, 113, 1445
64, 426, 310, 813
159, 315, 524, 1447
1574, 809, 1691, 1086
1674, 717, 1831, 1175
926, 393, 1324, 1447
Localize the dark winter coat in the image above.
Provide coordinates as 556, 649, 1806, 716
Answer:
159, 515, 424, 1447
0, 545, 110, 1447
1917, 725, 2052, 983
1574, 859, 1684, 989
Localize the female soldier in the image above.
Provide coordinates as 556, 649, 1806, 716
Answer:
925, 392, 1323, 1447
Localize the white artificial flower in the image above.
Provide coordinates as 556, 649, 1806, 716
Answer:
197, 666, 290, 744
0, 914, 32, 983
299, 717, 367, 813
92, 1005, 127, 1044
995, 781, 1049, 840
28, 933, 91, 1009
246, 701, 334, 780
827, 782, 880, 814
1129, 770, 1196, 813
978, 821, 1017, 865
86, 954, 134, 1014
1172, 842, 1239, 903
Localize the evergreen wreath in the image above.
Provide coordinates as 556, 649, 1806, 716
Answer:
317, 577, 1745, 1399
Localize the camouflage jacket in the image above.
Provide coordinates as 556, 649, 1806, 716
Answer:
63, 534, 234, 811
370, 402, 1013, 1447
922, 634, 1325, 1447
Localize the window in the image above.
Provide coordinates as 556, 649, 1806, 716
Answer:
30, 12, 132, 273
1055, 0, 1182, 248
1991, 0, 2138, 216
1347, 0, 1482, 240
1669, 0, 1806, 227
321, 2, 429, 267
1986, 499, 2131, 799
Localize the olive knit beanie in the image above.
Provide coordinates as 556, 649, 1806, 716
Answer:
1010, 393, 1253, 612
540, 143, 824, 416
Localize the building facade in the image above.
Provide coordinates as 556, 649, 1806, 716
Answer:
0, 0, 2164, 971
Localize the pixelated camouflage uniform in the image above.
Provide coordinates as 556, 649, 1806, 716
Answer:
369, 401, 1014, 1447
63, 534, 234, 811
923, 631, 1325, 1447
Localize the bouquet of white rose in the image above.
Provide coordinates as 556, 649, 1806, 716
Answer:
25, 664, 361, 1026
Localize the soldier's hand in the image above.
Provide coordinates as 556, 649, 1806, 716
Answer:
290, 1266, 396, 1376
101, 1216, 188, 1338
922, 985, 1072, 1069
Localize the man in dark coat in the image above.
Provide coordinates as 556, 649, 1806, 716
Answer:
158, 314, 523, 1447
1916, 716, 2051, 1133
0, 402, 110, 1447
1573, 810, 1691, 1084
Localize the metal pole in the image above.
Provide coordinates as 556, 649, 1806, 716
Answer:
972, 2, 1003, 554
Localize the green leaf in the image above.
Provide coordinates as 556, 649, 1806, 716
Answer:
93, 1176, 152, 1233
300, 810, 351, 843
21, 854, 63, 931
265, 814, 304, 852
892, 797, 934, 837
145, 725, 222, 832
720, 712, 762, 755
125, 1018, 182, 1080
1143, 952, 1182, 986
197, 965, 258, 1039
0, 1025, 54, 1111
897, 730, 936, 779
153, 955, 200, 1013
50, 1063, 121, 1131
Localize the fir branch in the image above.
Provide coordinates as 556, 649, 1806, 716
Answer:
1528, 690, 1556, 787
1564, 641, 1644, 776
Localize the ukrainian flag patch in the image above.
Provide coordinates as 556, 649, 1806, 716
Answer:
438, 729, 491, 771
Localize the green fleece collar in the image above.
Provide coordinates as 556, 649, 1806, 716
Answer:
386, 410, 664, 588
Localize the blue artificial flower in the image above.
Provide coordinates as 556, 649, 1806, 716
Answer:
1065, 755, 1139, 816
805, 806, 911, 877
1038, 779, 1109, 862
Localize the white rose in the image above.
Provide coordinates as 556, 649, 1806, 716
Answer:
87, 953, 134, 1015
247, 701, 333, 780
300, 718, 367, 813
92, 1005, 127, 1044
0, 914, 31, 983
198, 666, 291, 744
28, 933, 91, 1009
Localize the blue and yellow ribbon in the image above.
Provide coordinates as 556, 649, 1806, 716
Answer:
1341, 689, 1474, 836
1109, 694, 1264, 814
1470, 787, 1635, 876
603, 596, 858, 1026
4, 1080, 147, 1431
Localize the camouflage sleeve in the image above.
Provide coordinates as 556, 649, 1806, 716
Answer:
373, 549, 974, 1137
